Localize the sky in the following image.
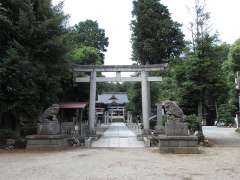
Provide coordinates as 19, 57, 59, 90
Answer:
52, 0, 240, 67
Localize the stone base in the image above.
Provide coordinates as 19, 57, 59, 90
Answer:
37, 122, 60, 135
137, 134, 143, 141
165, 121, 188, 136
160, 147, 200, 154
154, 125, 165, 135
159, 135, 200, 154
26, 135, 68, 150
85, 137, 95, 148
143, 137, 151, 147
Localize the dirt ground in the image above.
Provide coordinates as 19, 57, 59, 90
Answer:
0, 147, 240, 180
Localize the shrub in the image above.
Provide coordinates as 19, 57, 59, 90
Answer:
0, 129, 18, 145
15, 138, 27, 149
20, 127, 37, 137
218, 104, 237, 126
236, 128, 240, 134
185, 114, 202, 134
185, 114, 204, 142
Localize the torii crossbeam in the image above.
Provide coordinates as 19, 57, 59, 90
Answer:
73, 64, 168, 134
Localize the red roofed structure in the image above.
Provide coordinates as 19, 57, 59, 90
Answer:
60, 102, 88, 109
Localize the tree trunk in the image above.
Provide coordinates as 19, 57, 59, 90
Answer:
15, 114, 21, 137
238, 93, 240, 128
0, 112, 2, 128
198, 100, 203, 124
215, 101, 219, 125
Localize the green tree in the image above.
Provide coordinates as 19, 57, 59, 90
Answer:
228, 39, 240, 72
171, 0, 230, 125
131, 0, 184, 64
0, 2, 11, 28
67, 20, 109, 63
188, 0, 211, 52
223, 39, 240, 115
129, 0, 184, 117
63, 20, 109, 103
126, 82, 142, 115
69, 46, 101, 65
155, 66, 180, 102
218, 104, 237, 125
0, 0, 69, 134
175, 35, 229, 125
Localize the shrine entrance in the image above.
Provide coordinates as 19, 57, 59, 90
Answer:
97, 92, 129, 124
73, 64, 167, 134
107, 106, 125, 122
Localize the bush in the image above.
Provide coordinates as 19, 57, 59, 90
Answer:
185, 114, 202, 134
0, 129, 18, 145
218, 104, 237, 126
20, 127, 37, 137
15, 138, 27, 149
236, 128, 240, 134
185, 114, 205, 143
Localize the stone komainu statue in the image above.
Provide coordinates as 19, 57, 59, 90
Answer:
39, 104, 60, 123
161, 100, 185, 122
37, 104, 60, 135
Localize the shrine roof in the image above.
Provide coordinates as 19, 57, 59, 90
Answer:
60, 102, 88, 109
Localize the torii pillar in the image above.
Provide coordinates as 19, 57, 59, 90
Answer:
89, 70, 96, 134
74, 64, 166, 134
141, 70, 150, 132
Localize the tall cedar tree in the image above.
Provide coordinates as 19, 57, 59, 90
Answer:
175, 0, 229, 125
0, 0, 69, 133
131, 0, 184, 64
128, 0, 184, 116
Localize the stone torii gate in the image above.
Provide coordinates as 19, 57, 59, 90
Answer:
73, 64, 167, 134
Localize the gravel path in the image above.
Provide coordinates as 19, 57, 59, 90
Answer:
1, 126, 240, 180
0, 147, 240, 180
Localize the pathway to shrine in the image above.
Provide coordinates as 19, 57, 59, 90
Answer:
92, 123, 144, 148
203, 126, 240, 147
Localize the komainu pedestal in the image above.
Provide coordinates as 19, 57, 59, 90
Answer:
158, 101, 200, 154
26, 134, 68, 150
37, 121, 60, 135
26, 104, 68, 150
159, 135, 199, 154
165, 121, 188, 136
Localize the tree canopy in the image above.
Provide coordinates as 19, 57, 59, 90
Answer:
67, 20, 109, 64
0, 0, 70, 133
68, 46, 101, 65
131, 0, 184, 64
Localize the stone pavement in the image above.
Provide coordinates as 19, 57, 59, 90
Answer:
203, 126, 240, 147
92, 123, 144, 148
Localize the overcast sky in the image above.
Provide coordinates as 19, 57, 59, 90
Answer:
53, 0, 240, 66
